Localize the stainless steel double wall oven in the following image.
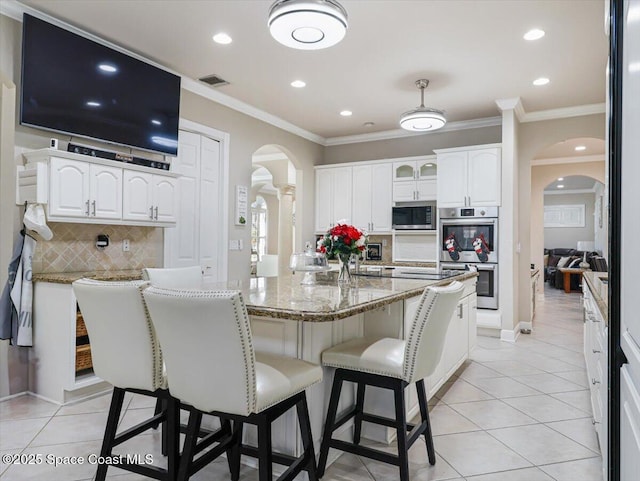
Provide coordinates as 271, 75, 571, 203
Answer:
440, 207, 499, 309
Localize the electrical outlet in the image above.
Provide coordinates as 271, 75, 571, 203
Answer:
382, 239, 388, 247
122, 239, 130, 252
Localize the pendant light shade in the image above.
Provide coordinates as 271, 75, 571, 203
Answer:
268, 0, 348, 50
399, 79, 447, 132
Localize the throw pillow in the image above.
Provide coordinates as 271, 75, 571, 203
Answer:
548, 255, 561, 268
568, 257, 582, 268
557, 256, 572, 268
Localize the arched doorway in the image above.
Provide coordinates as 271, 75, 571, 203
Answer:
251, 145, 301, 276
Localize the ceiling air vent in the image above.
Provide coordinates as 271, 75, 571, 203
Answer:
198, 74, 229, 87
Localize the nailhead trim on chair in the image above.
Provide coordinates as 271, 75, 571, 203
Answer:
403, 289, 438, 383
77, 279, 165, 390
320, 361, 404, 380
142, 287, 257, 415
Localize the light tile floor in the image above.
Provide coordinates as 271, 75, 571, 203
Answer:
0, 285, 603, 480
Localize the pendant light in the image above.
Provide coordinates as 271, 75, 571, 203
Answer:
399, 79, 447, 132
268, 0, 348, 50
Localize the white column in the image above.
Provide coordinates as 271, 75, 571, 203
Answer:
276, 185, 295, 275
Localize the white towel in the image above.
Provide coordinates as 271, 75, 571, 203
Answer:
23, 204, 52, 240
10, 235, 35, 347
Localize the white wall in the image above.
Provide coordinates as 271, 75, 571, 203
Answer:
544, 192, 596, 249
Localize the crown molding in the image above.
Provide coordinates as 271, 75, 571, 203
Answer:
532, 154, 604, 166
521, 103, 605, 123
181, 78, 325, 146
0, 0, 23, 20
495, 97, 526, 121
324, 116, 502, 146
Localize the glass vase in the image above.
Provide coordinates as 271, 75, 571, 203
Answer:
337, 253, 353, 286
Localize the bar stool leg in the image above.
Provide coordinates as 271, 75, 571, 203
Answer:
416, 379, 436, 465
394, 381, 410, 481
96, 387, 126, 481
296, 394, 318, 481
229, 421, 243, 481
177, 408, 202, 481
165, 397, 180, 480
353, 382, 366, 445
317, 370, 345, 478
257, 416, 273, 481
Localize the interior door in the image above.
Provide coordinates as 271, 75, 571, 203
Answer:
199, 136, 221, 282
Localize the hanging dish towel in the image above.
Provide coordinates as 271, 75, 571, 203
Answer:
0, 231, 25, 342
10, 234, 36, 346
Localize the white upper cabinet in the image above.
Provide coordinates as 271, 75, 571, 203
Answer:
49, 157, 122, 220
315, 166, 352, 233
352, 163, 392, 233
435, 146, 501, 207
123, 171, 178, 223
392, 159, 437, 202
23, 149, 179, 226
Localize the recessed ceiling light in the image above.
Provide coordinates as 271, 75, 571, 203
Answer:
151, 119, 162, 126
524, 29, 545, 41
533, 77, 550, 86
557, 184, 565, 189
86, 101, 101, 107
558, 177, 564, 181
340, 110, 352, 117
291, 80, 306, 88
575, 145, 587, 151
98, 63, 117, 73
363, 122, 375, 127
213, 33, 232, 44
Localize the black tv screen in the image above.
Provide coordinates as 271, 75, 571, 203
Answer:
20, 14, 181, 156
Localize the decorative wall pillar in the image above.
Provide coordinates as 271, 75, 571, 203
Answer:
276, 185, 295, 275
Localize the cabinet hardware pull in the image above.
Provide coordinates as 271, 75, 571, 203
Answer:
592, 349, 601, 354
591, 378, 600, 385
458, 304, 463, 318
154, 206, 159, 220
85, 200, 90, 216
149, 206, 154, 219
91, 200, 96, 216
371, 222, 374, 231
592, 419, 600, 425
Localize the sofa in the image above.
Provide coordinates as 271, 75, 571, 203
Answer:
544, 248, 607, 290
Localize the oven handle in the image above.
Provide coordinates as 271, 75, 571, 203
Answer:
440, 218, 498, 226
475, 264, 497, 271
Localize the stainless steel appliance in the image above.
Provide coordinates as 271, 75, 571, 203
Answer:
441, 262, 498, 309
439, 207, 498, 263
439, 206, 499, 309
392, 205, 434, 230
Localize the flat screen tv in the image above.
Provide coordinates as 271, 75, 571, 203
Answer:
20, 14, 181, 156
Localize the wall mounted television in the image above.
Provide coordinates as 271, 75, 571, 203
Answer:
20, 14, 181, 156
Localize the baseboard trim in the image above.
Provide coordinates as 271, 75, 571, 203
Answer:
500, 323, 522, 343
0, 391, 28, 402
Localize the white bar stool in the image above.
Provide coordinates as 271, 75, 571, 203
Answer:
142, 266, 203, 288
143, 286, 323, 481
317, 281, 465, 481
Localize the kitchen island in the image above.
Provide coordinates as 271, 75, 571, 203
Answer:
31, 269, 477, 470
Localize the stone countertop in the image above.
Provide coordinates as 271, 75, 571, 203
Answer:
205, 271, 477, 323
327, 260, 438, 268
583, 271, 608, 324
33, 270, 143, 283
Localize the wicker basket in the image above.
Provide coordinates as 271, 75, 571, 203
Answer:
76, 312, 88, 338
75, 344, 93, 372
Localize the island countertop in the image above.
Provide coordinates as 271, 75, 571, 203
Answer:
205, 271, 477, 322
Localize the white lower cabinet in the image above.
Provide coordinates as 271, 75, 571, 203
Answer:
30, 282, 109, 404
621, 364, 640, 481
583, 281, 607, 476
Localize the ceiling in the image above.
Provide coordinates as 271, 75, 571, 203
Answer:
534, 137, 605, 160
14, 0, 607, 142
544, 175, 601, 192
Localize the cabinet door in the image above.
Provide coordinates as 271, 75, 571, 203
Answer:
417, 160, 437, 179
468, 295, 478, 352
443, 299, 469, 378
468, 148, 501, 206
332, 167, 353, 226
352, 165, 372, 232
89, 165, 122, 220
621, 366, 640, 481
416, 179, 437, 201
393, 182, 416, 202
370, 163, 392, 232
123, 171, 154, 221
153, 176, 178, 223
315, 169, 334, 232
393, 161, 416, 181
436, 152, 467, 207
49, 158, 90, 218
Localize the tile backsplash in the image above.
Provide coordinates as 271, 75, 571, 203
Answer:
32, 223, 162, 273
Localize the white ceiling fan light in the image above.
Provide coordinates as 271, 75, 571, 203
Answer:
268, 0, 348, 50
399, 79, 447, 132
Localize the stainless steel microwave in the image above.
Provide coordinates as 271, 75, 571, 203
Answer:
392, 206, 434, 230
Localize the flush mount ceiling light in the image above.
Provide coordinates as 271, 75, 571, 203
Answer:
268, 0, 348, 50
399, 79, 446, 132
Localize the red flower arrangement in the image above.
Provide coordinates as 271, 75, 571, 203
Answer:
317, 221, 367, 259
